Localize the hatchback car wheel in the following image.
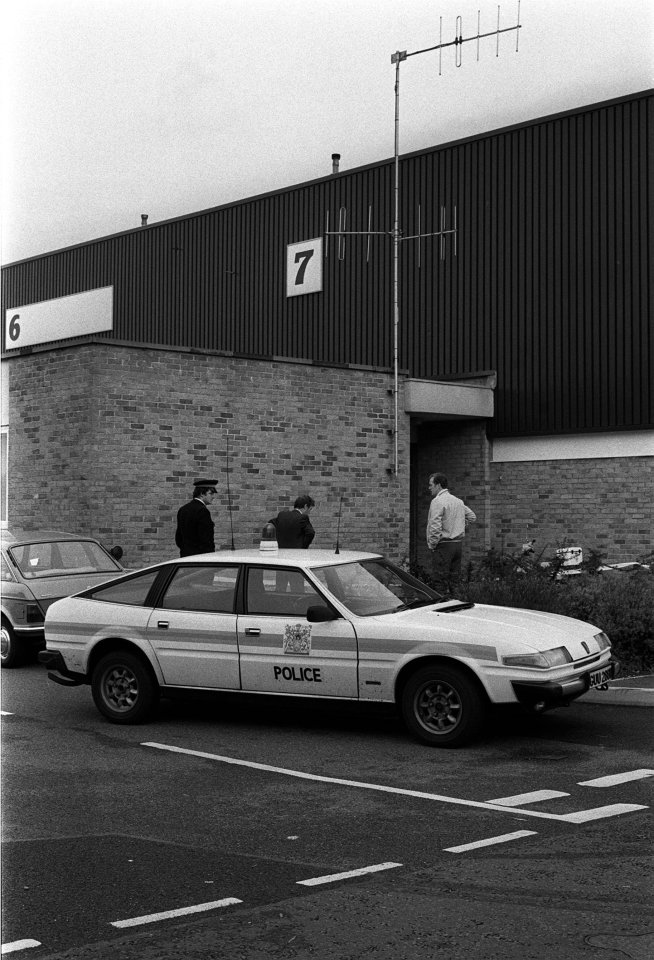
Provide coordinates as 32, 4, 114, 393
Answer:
1, 620, 23, 669
400, 664, 485, 747
92, 651, 158, 724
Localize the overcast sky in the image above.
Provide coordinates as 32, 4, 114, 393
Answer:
1, 0, 652, 264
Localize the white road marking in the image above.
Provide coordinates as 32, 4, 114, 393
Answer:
578, 769, 654, 788
142, 742, 648, 822
562, 803, 652, 824
445, 830, 537, 853
1, 941, 41, 954
111, 898, 242, 928
297, 862, 402, 886
487, 790, 569, 806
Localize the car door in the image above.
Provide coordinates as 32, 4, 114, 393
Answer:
146, 563, 241, 688
238, 564, 358, 698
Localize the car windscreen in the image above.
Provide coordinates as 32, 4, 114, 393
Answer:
8, 540, 122, 579
312, 559, 441, 616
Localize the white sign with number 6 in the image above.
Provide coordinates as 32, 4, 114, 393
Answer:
5, 286, 113, 349
286, 238, 323, 298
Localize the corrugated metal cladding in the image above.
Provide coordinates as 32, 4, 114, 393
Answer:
2, 91, 652, 437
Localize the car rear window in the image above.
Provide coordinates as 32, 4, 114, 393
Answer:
9, 540, 122, 579
85, 569, 161, 606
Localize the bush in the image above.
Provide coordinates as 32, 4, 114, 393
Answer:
410, 559, 654, 676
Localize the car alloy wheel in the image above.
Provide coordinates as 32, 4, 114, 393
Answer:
92, 651, 158, 724
400, 664, 485, 747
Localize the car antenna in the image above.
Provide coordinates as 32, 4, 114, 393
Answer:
225, 435, 236, 550
335, 496, 343, 554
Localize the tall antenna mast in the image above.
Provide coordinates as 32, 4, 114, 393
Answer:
386, 3, 521, 475
325, 4, 522, 477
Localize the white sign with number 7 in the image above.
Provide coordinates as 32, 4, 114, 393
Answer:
286, 238, 323, 297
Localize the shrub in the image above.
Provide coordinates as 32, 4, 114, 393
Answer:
410, 559, 654, 676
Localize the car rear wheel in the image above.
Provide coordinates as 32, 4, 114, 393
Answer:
400, 664, 486, 747
1, 620, 22, 669
92, 651, 158, 724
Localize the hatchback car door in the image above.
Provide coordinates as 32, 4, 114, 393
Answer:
238, 565, 358, 698
146, 564, 241, 688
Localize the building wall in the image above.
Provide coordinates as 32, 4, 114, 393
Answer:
5, 344, 411, 566
489, 457, 654, 565
411, 421, 653, 573
3, 91, 652, 439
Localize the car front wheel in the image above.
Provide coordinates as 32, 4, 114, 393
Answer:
1, 620, 21, 669
92, 651, 158, 724
400, 664, 486, 747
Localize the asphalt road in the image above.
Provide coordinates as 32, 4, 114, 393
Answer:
1, 662, 653, 960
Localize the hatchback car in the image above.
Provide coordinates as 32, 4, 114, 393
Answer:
39, 548, 617, 746
1, 529, 125, 667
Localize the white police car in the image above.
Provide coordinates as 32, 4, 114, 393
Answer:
40, 549, 616, 746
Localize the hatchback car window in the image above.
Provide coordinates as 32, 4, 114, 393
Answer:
86, 569, 160, 606
1, 553, 16, 582
246, 567, 323, 617
313, 559, 438, 616
160, 566, 239, 613
9, 540, 121, 579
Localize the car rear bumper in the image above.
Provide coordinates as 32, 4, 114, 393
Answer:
12, 626, 46, 650
38, 650, 85, 686
511, 659, 620, 709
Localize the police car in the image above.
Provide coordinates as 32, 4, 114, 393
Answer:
40, 549, 617, 747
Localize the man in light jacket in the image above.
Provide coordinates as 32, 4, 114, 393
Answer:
426, 473, 476, 595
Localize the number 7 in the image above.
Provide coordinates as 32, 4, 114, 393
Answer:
294, 249, 314, 285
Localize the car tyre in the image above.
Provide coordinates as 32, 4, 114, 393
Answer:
400, 664, 486, 747
1, 620, 22, 669
92, 651, 158, 724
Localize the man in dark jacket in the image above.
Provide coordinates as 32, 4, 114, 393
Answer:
272, 495, 316, 548
175, 479, 217, 557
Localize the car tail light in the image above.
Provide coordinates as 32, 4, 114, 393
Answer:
26, 603, 44, 624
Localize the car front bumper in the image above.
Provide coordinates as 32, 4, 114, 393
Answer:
511, 658, 620, 709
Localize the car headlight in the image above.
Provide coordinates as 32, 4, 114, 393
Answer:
594, 631, 611, 651
502, 646, 573, 669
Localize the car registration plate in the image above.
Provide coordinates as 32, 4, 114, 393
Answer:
588, 665, 613, 689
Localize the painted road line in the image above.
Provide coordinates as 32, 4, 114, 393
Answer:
142, 742, 649, 822
561, 804, 649, 824
1, 941, 42, 954
298, 862, 402, 887
578, 770, 654, 788
486, 790, 569, 806
445, 830, 538, 853
111, 898, 242, 929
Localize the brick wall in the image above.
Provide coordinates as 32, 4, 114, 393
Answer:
6, 344, 411, 566
490, 457, 654, 565
6, 345, 651, 571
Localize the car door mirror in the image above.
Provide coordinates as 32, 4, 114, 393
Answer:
306, 604, 338, 623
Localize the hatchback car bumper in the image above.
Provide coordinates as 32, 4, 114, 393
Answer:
511, 658, 619, 708
38, 649, 85, 686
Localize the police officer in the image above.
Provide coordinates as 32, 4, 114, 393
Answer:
175, 479, 218, 557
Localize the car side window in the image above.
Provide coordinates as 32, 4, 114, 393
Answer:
246, 567, 323, 617
87, 570, 161, 606
160, 566, 239, 614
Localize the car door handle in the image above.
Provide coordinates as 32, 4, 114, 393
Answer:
157, 621, 169, 629
245, 628, 261, 636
